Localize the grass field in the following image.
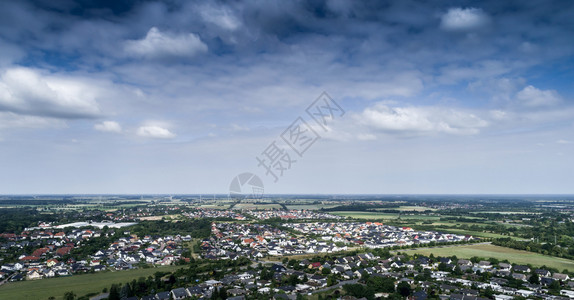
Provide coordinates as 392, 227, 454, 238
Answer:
472, 211, 541, 214
233, 203, 283, 210
394, 206, 437, 212
195, 204, 231, 209
285, 204, 340, 210
0, 265, 186, 300
402, 243, 574, 272
429, 227, 520, 239
332, 211, 441, 221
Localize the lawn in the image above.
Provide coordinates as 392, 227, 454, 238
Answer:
0, 265, 186, 300
403, 243, 574, 272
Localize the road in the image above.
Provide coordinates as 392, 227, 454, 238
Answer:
311, 279, 359, 294
0, 273, 15, 287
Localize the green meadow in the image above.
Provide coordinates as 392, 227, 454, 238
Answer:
403, 243, 574, 272
0, 265, 185, 300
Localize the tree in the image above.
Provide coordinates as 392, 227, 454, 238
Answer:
367, 276, 395, 293
120, 283, 132, 299
342, 284, 374, 300
327, 274, 336, 286
529, 272, 540, 284
64, 291, 76, 300
438, 262, 448, 271
397, 281, 412, 297
109, 284, 120, 300
549, 280, 561, 293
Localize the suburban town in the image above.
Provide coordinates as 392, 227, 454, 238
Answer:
3, 203, 574, 300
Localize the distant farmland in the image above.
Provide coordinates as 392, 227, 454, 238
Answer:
331, 211, 441, 221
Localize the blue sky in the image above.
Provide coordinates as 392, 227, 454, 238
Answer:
0, 0, 573, 194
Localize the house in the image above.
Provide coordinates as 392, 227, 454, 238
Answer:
26, 270, 43, 280
553, 273, 570, 281
440, 257, 453, 264
273, 294, 291, 300
10, 274, 23, 281
228, 288, 247, 296
541, 277, 555, 286
413, 290, 428, 300
155, 291, 171, 300
512, 273, 527, 281
513, 265, 531, 273
171, 287, 188, 300
458, 259, 472, 266
308, 262, 322, 269
498, 263, 512, 271
535, 269, 551, 277
46, 259, 59, 267
186, 286, 204, 297
271, 264, 287, 273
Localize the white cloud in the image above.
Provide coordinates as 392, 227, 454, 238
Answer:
0, 67, 101, 118
200, 5, 241, 31
358, 103, 489, 136
440, 7, 490, 31
557, 139, 573, 144
489, 110, 507, 120
516, 85, 562, 107
231, 124, 249, 131
137, 125, 176, 139
125, 27, 208, 59
0, 112, 65, 129
94, 121, 122, 133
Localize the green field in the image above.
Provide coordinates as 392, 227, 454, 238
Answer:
195, 204, 231, 209
0, 265, 185, 300
391, 206, 437, 212
429, 227, 521, 239
233, 203, 283, 210
332, 211, 441, 221
403, 243, 574, 272
285, 204, 340, 210
470, 211, 541, 215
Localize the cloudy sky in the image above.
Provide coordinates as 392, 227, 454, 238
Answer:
0, 0, 573, 194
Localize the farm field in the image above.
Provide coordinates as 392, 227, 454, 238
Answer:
373, 206, 437, 212
0, 265, 186, 300
402, 243, 574, 272
429, 227, 520, 239
285, 204, 341, 210
195, 204, 231, 209
332, 211, 441, 221
470, 211, 541, 215
233, 203, 283, 210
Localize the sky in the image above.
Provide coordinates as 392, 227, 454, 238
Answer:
0, 0, 573, 195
